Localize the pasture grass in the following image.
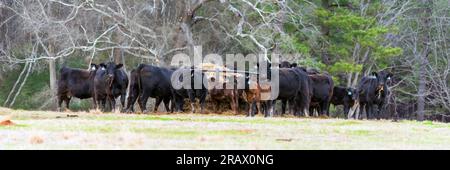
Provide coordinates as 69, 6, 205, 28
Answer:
0, 107, 449, 150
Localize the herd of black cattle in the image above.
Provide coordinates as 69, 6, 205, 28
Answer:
57, 61, 393, 120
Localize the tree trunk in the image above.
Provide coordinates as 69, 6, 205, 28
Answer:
417, 0, 433, 121
112, 30, 123, 63
48, 44, 57, 109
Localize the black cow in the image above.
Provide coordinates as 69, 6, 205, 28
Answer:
357, 71, 393, 120
57, 64, 99, 111
93, 64, 108, 111
308, 72, 334, 117
331, 86, 357, 117
272, 67, 311, 117
277, 61, 298, 115
93, 62, 128, 112
172, 67, 208, 114
126, 64, 174, 113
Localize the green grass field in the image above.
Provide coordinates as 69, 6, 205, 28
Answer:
0, 107, 449, 150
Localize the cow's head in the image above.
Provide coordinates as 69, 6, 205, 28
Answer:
279, 61, 298, 68
346, 88, 357, 101
371, 71, 393, 92
104, 62, 123, 86
89, 64, 99, 72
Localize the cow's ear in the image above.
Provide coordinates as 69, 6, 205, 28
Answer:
291, 63, 298, 68
347, 88, 353, 96
115, 64, 123, 69
371, 72, 379, 78
90, 64, 98, 71
387, 73, 393, 80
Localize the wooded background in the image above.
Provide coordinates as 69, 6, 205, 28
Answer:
0, 0, 448, 120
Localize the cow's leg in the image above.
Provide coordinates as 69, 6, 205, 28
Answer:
246, 101, 252, 117
343, 103, 350, 119
126, 95, 136, 113
59, 96, 71, 111
170, 93, 176, 113
256, 101, 264, 117
64, 96, 71, 111
269, 101, 274, 117
104, 96, 111, 112
175, 97, 184, 112
212, 99, 221, 113
235, 89, 240, 115
304, 97, 311, 117
199, 94, 206, 114
169, 100, 175, 113
325, 100, 331, 117
57, 96, 64, 112
309, 106, 315, 117
290, 99, 298, 116
230, 98, 236, 115
250, 101, 255, 117
120, 92, 126, 113
188, 92, 196, 113
271, 100, 276, 117
173, 94, 185, 112
108, 95, 116, 113
112, 97, 117, 112
281, 99, 287, 115
377, 103, 384, 120
321, 102, 330, 117
176, 97, 183, 112
262, 102, 267, 116
58, 95, 68, 112
292, 99, 298, 116
263, 102, 270, 118
136, 96, 142, 113
101, 99, 106, 112
265, 101, 271, 117
139, 91, 150, 113
154, 97, 163, 112
266, 101, 273, 117
163, 98, 171, 113
365, 103, 371, 120
92, 95, 98, 111
292, 99, 299, 117
98, 99, 104, 112
358, 104, 364, 120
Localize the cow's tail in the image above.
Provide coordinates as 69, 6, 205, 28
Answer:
136, 64, 143, 93
326, 75, 334, 115
136, 64, 148, 94
296, 70, 312, 117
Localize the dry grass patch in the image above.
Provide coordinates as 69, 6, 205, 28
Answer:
0, 107, 449, 149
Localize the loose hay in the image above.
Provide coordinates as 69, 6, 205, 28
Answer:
30, 136, 44, 144
0, 116, 15, 126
